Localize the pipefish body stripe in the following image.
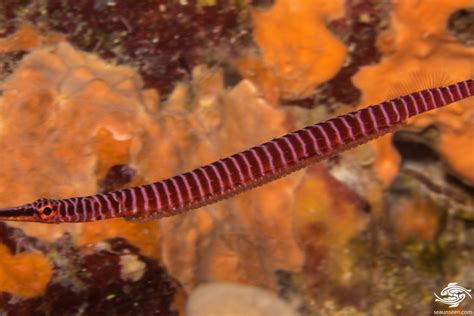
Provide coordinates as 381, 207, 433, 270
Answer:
0, 79, 473, 223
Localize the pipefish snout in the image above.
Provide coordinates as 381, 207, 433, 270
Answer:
0, 79, 472, 223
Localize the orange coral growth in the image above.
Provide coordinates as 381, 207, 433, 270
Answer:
159, 67, 305, 289
437, 125, 474, 185
0, 43, 305, 291
0, 23, 64, 53
94, 128, 132, 182
353, 0, 474, 185
0, 244, 52, 297
78, 219, 161, 259
0, 42, 162, 254
242, 0, 347, 100
393, 196, 439, 242
235, 53, 280, 105
293, 164, 368, 285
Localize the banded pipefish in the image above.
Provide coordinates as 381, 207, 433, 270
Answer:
0, 79, 472, 223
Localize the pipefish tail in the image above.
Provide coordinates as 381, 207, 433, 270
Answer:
1, 79, 473, 223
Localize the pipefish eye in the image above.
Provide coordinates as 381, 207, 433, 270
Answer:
42, 206, 52, 215
38, 205, 56, 219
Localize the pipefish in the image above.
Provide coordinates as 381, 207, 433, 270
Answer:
0, 79, 472, 223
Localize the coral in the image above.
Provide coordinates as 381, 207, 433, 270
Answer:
353, 0, 474, 185
392, 193, 440, 242
78, 220, 162, 259
240, 0, 347, 100
293, 164, 369, 300
0, 22, 64, 82
158, 66, 304, 289
235, 53, 280, 105
436, 124, 474, 185
0, 23, 64, 53
0, 243, 51, 298
284, 0, 391, 107
0, 42, 303, 294
0, 43, 165, 258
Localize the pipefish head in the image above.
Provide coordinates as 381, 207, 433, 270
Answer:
0, 198, 61, 223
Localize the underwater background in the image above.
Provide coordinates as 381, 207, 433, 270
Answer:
0, 0, 473, 315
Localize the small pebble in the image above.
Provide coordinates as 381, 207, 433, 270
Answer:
187, 282, 297, 316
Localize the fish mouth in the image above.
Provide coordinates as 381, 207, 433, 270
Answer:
0, 205, 36, 221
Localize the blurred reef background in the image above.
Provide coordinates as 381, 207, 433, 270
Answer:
0, 0, 473, 315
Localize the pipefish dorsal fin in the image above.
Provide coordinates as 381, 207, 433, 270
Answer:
387, 71, 457, 100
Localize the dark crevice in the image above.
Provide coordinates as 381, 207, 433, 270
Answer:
445, 173, 474, 198
392, 130, 440, 163
447, 7, 474, 46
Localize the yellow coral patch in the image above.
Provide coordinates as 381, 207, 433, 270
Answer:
353, 0, 474, 185
0, 244, 52, 297
246, 0, 347, 100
